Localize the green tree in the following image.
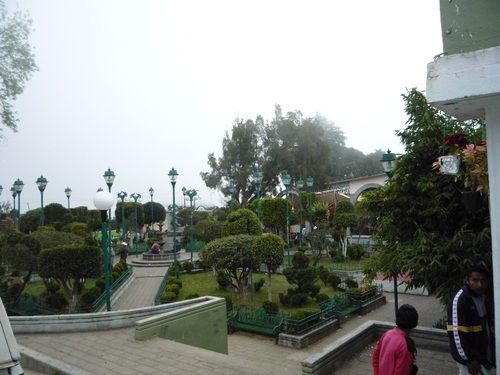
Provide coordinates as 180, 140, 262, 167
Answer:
361, 89, 488, 306
182, 219, 222, 245
253, 233, 284, 301
44, 203, 68, 226
19, 208, 41, 233
201, 117, 264, 205
201, 234, 259, 302
38, 244, 101, 312
143, 201, 166, 227
69, 206, 89, 223
30, 226, 84, 249
114, 202, 144, 232
331, 200, 357, 257
0, 229, 40, 299
0, 1, 37, 135
222, 208, 262, 236
261, 198, 286, 234
281, 250, 320, 306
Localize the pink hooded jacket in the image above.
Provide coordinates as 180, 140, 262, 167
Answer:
372, 328, 415, 375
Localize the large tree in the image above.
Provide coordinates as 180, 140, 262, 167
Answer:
0, 1, 37, 135
362, 89, 489, 306
143, 201, 166, 227
201, 117, 264, 205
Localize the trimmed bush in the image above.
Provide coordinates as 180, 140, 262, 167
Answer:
253, 278, 265, 292
344, 278, 359, 289
183, 261, 194, 273
290, 293, 309, 307
315, 293, 330, 303
167, 278, 182, 288
160, 291, 177, 302
262, 301, 279, 315
347, 244, 365, 260
166, 284, 180, 296
222, 208, 262, 236
95, 278, 105, 293
80, 286, 101, 306
327, 274, 341, 290
45, 291, 68, 311
290, 309, 320, 320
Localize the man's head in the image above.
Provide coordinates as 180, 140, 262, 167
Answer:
396, 304, 419, 330
465, 266, 489, 295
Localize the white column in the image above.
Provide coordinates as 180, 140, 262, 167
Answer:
485, 104, 500, 367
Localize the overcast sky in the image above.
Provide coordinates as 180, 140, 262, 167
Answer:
1, 0, 442, 213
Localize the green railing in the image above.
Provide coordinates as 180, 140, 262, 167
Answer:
154, 268, 170, 305
327, 260, 367, 272
91, 266, 133, 312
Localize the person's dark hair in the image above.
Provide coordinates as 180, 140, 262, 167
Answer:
396, 304, 418, 330
466, 266, 489, 278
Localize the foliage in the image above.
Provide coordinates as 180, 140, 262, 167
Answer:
222, 208, 262, 236
312, 201, 330, 226
143, 201, 166, 226
0, 1, 37, 135
38, 244, 101, 312
30, 226, 84, 249
182, 219, 222, 245
331, 201, 357, 257
315, 293, 330, 304
114, 202, 144, 232
201, 234, 259, 302
347, 244, 365, 260
62, 222, 91, 238
306, 230, 331, 266
262, 301, 279, 314
261, 198, 286, 233
19, 208, 41, 233
253, 233, 284, 301
361, 89, 490, 306
281, 251, 319, 306
253, 278, 265, 292
160, 291, 177, 302
327, 274, 341, 290
43, 203, 68, 226
344, 278, 358, 289
201, 117, 264, 205
289, 308, 320, 320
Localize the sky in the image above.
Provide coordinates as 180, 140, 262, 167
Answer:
0, 0, 443, 213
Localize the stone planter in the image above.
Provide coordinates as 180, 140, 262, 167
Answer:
346, 286, 377, 302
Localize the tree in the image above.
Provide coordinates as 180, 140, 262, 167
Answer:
281, 250, 320, 306
261, 198, 286, 234
19, 208, 40, 233
201, 234, 259, 302
331, 201, 357, 257
38, 244, 101, 312
253, 233, 284, 301
0, 1, 37, 135
143, 201, 166, 227
29, 226, 84, 249
222, 208, 262, 236
201, 117, 264, 205
182, 219, 222, 245
0, 229, 40, 300
361, 89, 489, 306
114, 202, 144, 232
43, 203, 68, 226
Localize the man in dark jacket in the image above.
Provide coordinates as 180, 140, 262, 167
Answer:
448, 266, 495, 374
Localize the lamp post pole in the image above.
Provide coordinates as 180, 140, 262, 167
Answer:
185, 188, 197, 262
13, 179, 24, 222
103, 168, 115, 263
130, 193, 141, 255
117, 191, 127, 240
380, 149, 398, 318
36, 176, 48, 226
306, 176, 314, 233
149, 187, 154, 231
10, 187, 16, 224
182, 187, 187, 208
168, 168, 179, 277
65, 187, 72, 209
281, 171, 291, 266
296, 179, 304, 245
252, 170, 263, 221
93, 190, 114, 311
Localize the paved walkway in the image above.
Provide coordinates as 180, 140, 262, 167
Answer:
112, 265, 167, 310
19, 293, 455, 374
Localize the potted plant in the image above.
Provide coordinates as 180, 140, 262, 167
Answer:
435, 133, 468, 175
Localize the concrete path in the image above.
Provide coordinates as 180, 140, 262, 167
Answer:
18, 293, 454, 374
112, 265, 167, 310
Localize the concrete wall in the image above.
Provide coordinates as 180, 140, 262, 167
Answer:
135, 297, 228, 354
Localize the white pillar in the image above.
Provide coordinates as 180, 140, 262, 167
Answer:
485, 104, 500, 367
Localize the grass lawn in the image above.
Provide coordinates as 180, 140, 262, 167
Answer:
23, 278, 98, 298
177, 271, 338, 313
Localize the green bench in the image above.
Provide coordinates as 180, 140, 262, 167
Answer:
320, 293, 361, 321
227, 306, 284, 339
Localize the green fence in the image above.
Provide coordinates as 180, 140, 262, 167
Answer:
91, 266, 133, 312
154, 268, 170, 305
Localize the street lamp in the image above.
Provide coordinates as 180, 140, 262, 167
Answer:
130, 193, 141, 255
13, 179, 24, 219
65, 187, 72, 209
0, 185, 2, 196
10, 187, 16, 215
252, 170, 263, 221
103, 168, 115, 259
296, 179, 304, 244
93, 189, 115, 311
380, 149, 398, 318
36, 175, 48, 226
281, 171, 291, 266
306, 176, 314, 232
168, 167, 179, 277
149, 187, 154, 231
182, 186, 187, 208
184, 188, 197, 262
117, 191, 127, 240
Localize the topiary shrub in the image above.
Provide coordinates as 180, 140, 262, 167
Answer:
344, 278, 359, 289
167, 278, 182, 288
317, 266, 330, 286
111, 271, 120, 282
45, 291, 68, 311
347, 244, 365, 260
183, 261, 194, 273
315, 293, 330, 304
329, 248, 346, 263
95, 278, 105, 293
290, 309, 320, 320
327, 274, 341, 290
253, 278, 265, 292
160, 291, 177, 302
166, 284, 180, 296
80, 286, 101, 307
262, 301, 279, 315
290, 293, 309, 307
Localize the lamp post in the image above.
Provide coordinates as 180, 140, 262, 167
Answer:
117, 191, 127, 240
168, 168, 179, 277
380, 149, 398, 318
130, 193, 141, 255
184, 188, 197, 262
10, 187, 16, 215
281, 171, 291, 266
252, 170, 263, 221
149, 187, 154, 231
36, 175, 48, 226
296, 179, 304, 244
93, 189, 115, 311
182, 186, 187, 208
306, 176, 314, 232
13, 179, 24, 220
65, 187, 72, 209
0, 185, 2, 196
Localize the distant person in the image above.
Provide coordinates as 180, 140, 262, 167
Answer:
372, 304, 419, 375
448, 266, 495, 374
119, 242, 128, 261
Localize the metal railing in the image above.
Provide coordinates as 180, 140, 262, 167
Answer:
154, 268, 170, 305
91, 266, 133, 312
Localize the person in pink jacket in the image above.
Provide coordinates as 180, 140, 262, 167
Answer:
372, 304, 419, 375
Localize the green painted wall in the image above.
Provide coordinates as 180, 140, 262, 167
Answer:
440, 0, 500, 54
135, 297, 228, 354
